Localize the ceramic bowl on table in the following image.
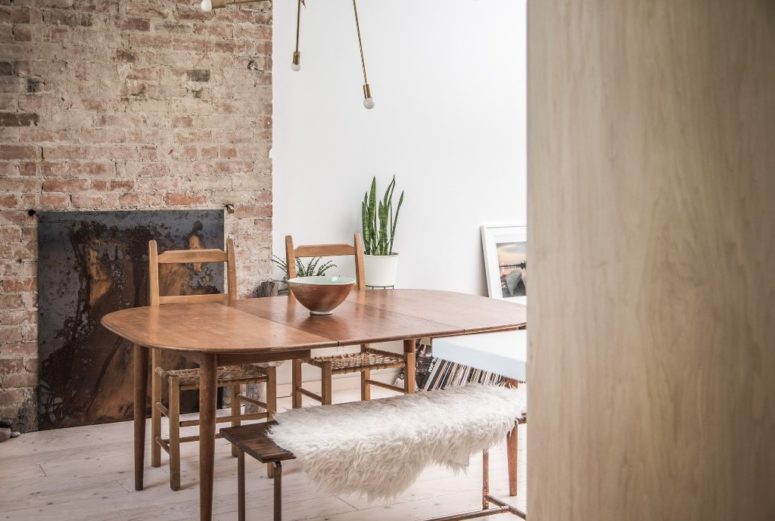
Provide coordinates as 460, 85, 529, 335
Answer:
287, 276, 356, 316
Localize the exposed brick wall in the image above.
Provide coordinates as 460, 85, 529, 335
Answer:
0, 0, 273, 431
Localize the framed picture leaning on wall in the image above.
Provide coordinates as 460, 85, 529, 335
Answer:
481, 224, 527, 305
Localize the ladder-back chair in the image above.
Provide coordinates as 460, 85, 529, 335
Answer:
287, 233, 412, 407
148, 238, 277, 490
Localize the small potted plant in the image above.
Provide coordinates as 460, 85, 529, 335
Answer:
272, 255, 337, 281
361, 175, 404, 287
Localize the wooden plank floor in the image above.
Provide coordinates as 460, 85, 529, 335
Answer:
0, 387, 526, 521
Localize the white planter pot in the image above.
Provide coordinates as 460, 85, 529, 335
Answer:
364, 254, 399, 287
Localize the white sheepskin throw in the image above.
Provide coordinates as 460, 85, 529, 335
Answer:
269, 384, 524, 499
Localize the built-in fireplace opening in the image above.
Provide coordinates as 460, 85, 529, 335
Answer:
37, 210, 225, 430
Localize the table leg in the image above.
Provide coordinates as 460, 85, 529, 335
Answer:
403, 338, 417, 393
133, 343, 148, 491
199, 353, 217, 521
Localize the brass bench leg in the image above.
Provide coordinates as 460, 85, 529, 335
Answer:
482, 449, 489, 510
237, 449, 245, 521
274, 461, 283, 521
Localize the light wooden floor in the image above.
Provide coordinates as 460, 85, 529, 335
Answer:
0, 387, 526, 521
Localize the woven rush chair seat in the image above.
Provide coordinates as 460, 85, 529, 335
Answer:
307, 348, 406, 374
156, 364, 269, 389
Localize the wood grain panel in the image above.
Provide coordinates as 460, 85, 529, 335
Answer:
528, 2, 775, 520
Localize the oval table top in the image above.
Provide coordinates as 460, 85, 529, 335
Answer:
101, 289, 527, 353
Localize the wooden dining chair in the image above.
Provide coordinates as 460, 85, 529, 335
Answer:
148, 239, 277, 491
286, 233, 413, 408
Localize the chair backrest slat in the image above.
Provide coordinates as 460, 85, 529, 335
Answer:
293, 244, 355, 258
148, 238, 237, 306
285, 233, 366, 290
157, 249, 228, 264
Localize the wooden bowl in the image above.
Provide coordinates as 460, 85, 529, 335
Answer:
287, 276, 356, 316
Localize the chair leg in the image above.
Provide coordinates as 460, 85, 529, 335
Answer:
151, 349, 162, 468
403, 339, 417, 394
168, 376, 181, 491
507, 424, 518, 496
291, 359, 302, 409
231, 384, 242, 457
361, 368, 371, 401
273, 461, 283, 521
237, 449, 245, 521
321, 361, 333, 405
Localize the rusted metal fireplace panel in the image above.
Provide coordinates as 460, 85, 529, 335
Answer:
37, 210, 224, 430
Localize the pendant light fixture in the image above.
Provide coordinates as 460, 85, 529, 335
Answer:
291, 0, 303, 71
351, 0, 374, 109
202, 0, 376, 110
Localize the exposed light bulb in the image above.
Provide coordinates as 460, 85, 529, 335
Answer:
362, 83, 374, 110
291, 51, 301, 71
200, 0, 212, 12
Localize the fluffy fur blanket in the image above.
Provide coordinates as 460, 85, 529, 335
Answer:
269, 384, 524, 499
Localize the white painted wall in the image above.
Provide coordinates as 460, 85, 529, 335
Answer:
271, 0, 527, 295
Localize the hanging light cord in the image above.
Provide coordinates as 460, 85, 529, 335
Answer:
294, 0, 302, 54
352, 0, 369, 84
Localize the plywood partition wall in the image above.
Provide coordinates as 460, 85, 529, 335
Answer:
527, 2, 775, 520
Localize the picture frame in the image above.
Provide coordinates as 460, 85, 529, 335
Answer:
481, 224, 527, 304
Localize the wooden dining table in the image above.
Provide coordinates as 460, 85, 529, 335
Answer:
101, 289, 527, 521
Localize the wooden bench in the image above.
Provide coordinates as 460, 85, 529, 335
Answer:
221, 415, 527, 521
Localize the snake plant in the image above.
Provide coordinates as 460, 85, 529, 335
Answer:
361, 175, 404, 255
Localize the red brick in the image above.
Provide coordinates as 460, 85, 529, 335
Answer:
42, 178, 89, 192
0, 194, 18, 207
164, 193, 206, 206
0, 178, 38, 193
70, 193, 110, 208
1, 371, 36, 388
0, 343, 35, 361
17, 162, 36, 176
43, 9, 93, 27
109, 179, 134, 190
0, 6, 31, 24
0, 145, 36, 160
0, 112, 38, 127
0, 277, 34, 292
118, 192, 140, 206
39, 161, 67, 177
39, 193, 69, 207
0, 210, 28, 226
69, 161, 114, 176
200, 146, 218, 159
118, 17, 150, 32
13, 26, 32, 42
0, 388, 31, 407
